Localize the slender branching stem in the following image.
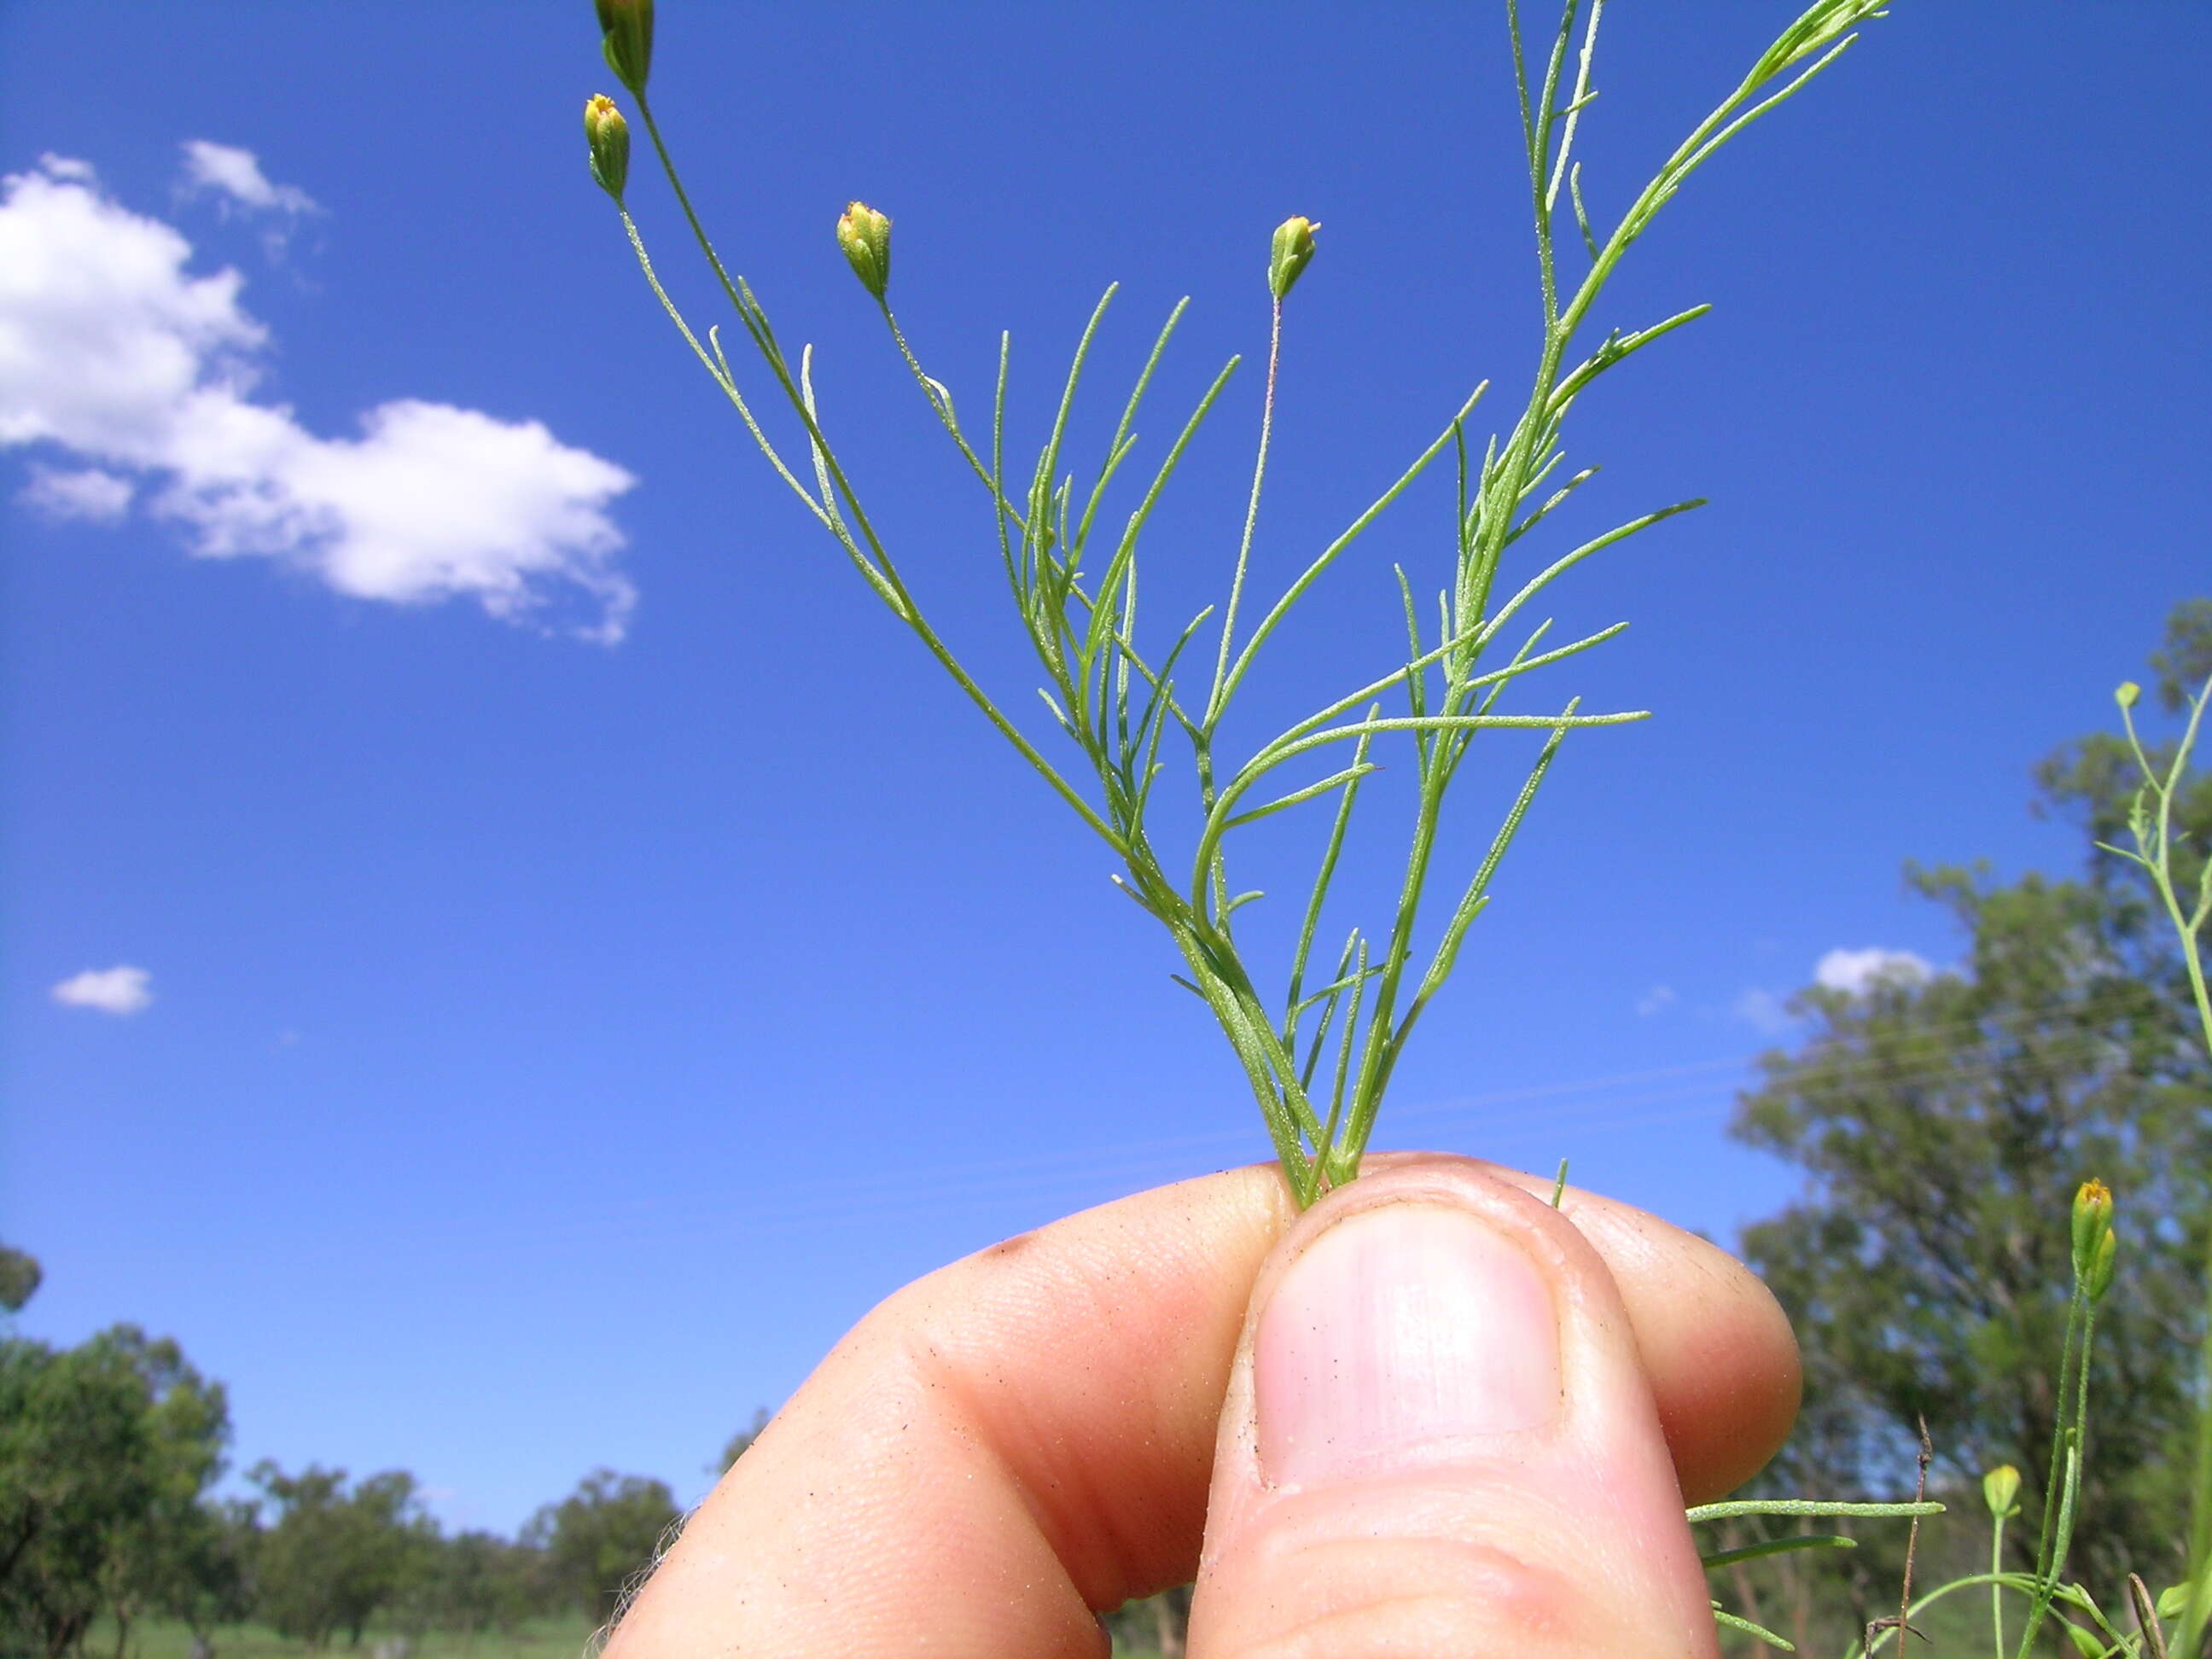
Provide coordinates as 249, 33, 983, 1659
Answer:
601, 0, 1901, 1216
2106, 671, 2212, 1659
1208, 299, 1284, 729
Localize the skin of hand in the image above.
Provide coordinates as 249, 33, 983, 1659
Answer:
602, 1154, 1801, 1658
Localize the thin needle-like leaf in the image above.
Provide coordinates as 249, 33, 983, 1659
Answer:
1217, 385, 1487, 713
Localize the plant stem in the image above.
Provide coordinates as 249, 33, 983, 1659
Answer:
1990, 1503, 2007, 1659
1208, 299, 1284, 729
2112, 672, 2211, 1659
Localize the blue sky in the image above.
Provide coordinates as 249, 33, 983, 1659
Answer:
3, 2, 2205, 1533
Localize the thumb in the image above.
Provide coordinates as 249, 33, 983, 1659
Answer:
1188, 1160, 1721, 1659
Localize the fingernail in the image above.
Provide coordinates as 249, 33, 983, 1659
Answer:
1254, 1201, 1561, 1486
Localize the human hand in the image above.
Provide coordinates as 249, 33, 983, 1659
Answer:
603, 1155, 1799, 1657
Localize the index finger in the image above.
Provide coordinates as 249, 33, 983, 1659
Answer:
602, 1155, 1798, 1659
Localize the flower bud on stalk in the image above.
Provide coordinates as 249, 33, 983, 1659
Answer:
2070, 1178, 2113, 1279
836, 201, 892, 301
585, 95, 630, 201
1267, 215, 1318, 301
2115, 680, 2141, 710
1753, 0, 1880, 85
595, 0, 654, 95
1982, 1464, 2021, 1518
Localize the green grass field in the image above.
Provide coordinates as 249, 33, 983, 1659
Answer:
84, 1617, 598, 1659
76, 1569, 2063, 1659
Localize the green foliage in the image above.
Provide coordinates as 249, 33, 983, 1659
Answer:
522, 1472, 678, 1628
2087, 604, 2212, 1659
0, 1328, 230, 1659
1103, 1585, 1190, 1657
1725, 602, 2212, 1651
0, 1249, 40, 1318
246, 1466, 434, 1650
407, 1532, 542, 1641
1737, 868, 2204, 1582
143, 1505, 253, 1643
80, 1614, 592, 1659
98, 1332, 232, 1657
2037, 600, 2212, 924
0, 1270, 728, 1659
589, 0, 1899, 1206
1, 1336, 159, 1658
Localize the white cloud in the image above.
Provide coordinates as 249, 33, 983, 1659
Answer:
1731, 987, 1794, 1037
1813, 946, 1934, 996
1634, 984, 1676, 1016
51, 964, 154, 1016
19, 463, 133, 521
178, 141, 321, 218
0, 155, 637, 640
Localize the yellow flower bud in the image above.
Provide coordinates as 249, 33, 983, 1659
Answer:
1268, 215, 1319, 302
594, 0, 654, 95
584, 94, 630, 201
2115, 680, 2141, 710
2070, 1178, 2113, 1277
1981, 1464, 2021, 1517
835, 201, 893, 301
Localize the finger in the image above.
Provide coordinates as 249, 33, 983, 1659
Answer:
603, 1162, 1293, 1659
1190, 1162, 1723, 1659
1405, 1155, 1801, 1500
602, 1157, 1792, 1659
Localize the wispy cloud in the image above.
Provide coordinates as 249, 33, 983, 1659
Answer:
1634, 984, 1676, 1016
1731, 987, 1794, 1037
52, 964, 154, 1016
0, 154, 637, 641
19, 463, 134, 521
1813, 946, 1933, 996
177, 141, 323, 262
178, 141, 320, 218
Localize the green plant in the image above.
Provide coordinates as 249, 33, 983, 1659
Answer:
577, 0, 1893, 1208
577, 4, 2212, 1650
2103, 665, 2212, 1658
1695, 660, 2212, 1656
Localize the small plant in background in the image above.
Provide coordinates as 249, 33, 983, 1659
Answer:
576, 0, 2209, 1648
2098, 662, 2212, 1657
1697, 666, 2212, 1654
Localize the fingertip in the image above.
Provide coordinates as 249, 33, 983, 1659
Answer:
1449, 1157, 1803, 1502
1190, 1163, 1721, 1659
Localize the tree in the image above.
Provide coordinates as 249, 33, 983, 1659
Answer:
148, 1502, 255, 1656
0, 1335, 162, 1659
525, 1471, 678, 1628
0, 1249, 39, 1318
0, 1310, 242, 1659
418, 1531, 543, 1643
96, 1330, 231, 1659
249, 1464, 434, 1649
1732, 601, 2212, 1603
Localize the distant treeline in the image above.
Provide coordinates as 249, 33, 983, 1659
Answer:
0, 1257, 766, 1659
